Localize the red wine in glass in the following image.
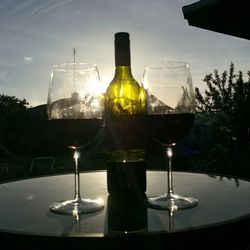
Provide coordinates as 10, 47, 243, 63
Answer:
47, 62, 104, 215
142, 60, 198, 210
49, 118, 103, 149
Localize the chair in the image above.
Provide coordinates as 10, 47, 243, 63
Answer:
0, 142, 55, 176
0, 142, 29, 168
29, 156, 55, 174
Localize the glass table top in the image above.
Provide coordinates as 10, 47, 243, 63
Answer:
0, 171, 250, 237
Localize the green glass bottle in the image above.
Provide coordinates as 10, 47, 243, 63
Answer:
105, 32, 147, 194
107, 192, 147, 234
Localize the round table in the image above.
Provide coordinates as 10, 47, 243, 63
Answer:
0, 171, 250, 249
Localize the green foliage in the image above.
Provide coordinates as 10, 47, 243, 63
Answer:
194, 63, 250, 178
195, 62, 250, 129
0, 94, 30, 117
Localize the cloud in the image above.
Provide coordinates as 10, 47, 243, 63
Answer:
0, 70, 12, 82
24, 56, 33, 64
0, 71, 8, 80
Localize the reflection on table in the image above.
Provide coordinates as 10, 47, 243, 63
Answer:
0, 171, 250, 249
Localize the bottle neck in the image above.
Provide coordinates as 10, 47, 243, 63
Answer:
114, 44, 132, 78
115, 44, 131, 66
114, 66, 133, 79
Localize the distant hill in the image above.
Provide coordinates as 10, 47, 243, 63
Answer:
3, 104, 65, 155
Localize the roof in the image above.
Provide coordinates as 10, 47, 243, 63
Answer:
182, 0, 250, 40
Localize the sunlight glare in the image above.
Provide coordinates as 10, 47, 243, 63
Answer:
74, 151, 80, 162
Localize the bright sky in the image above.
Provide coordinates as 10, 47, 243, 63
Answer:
1, 0, 250, 107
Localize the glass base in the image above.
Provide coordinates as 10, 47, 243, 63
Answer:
147, 193, 198, 210
49, 198, 104, 215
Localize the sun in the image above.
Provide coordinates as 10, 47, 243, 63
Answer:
87, 72, 113, 96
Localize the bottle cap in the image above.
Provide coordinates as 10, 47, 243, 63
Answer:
115, 32, 130, 46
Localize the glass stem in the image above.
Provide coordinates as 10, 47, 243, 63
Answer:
166, 146, 174, 197
168, 210, 175, 231
74, 214, 81, 234
73, 150, 81, 200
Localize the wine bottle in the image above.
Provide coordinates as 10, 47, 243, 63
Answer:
105, 32, 147, 194
107, 192, 147, 234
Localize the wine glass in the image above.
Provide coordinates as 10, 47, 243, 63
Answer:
142, 61, 198, 210
47, 62, 104, 215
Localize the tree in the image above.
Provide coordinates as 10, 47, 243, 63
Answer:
194, 63, 250, 178
195, 62, 250, 140
0, 94, 30, 118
